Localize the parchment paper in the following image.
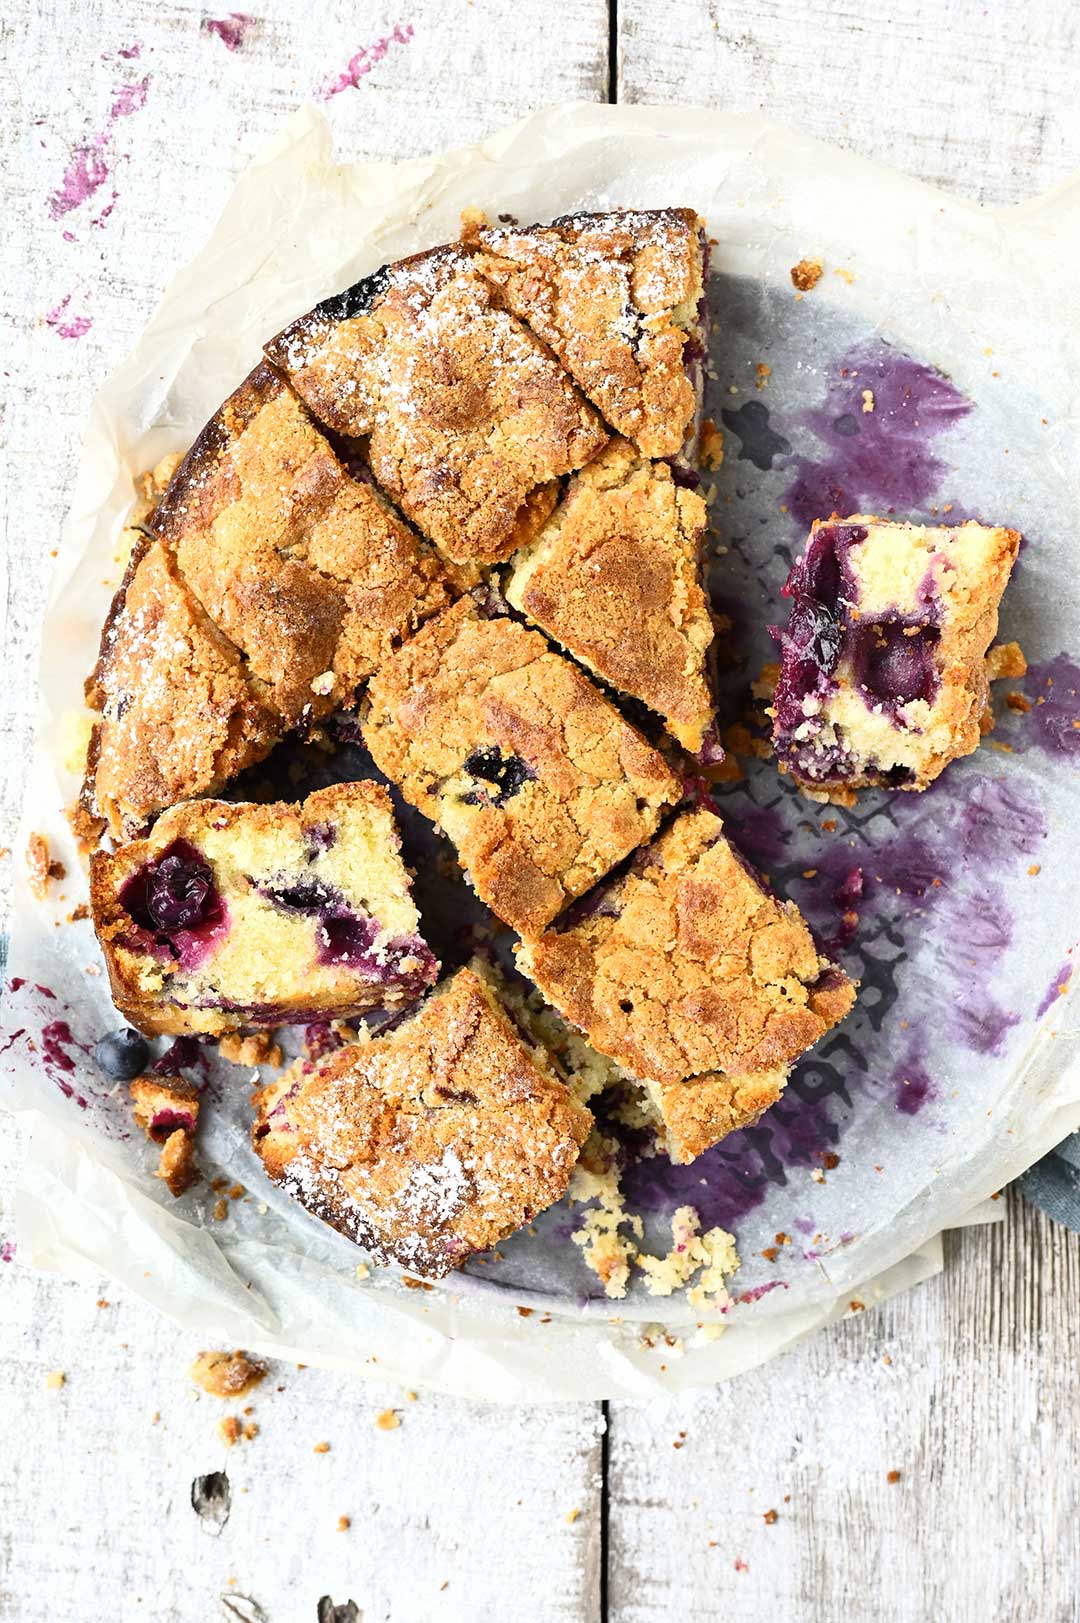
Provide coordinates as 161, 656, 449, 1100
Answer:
3, 103, 1079, 1401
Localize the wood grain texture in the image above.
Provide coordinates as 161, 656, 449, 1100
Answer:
617, 0, 1080, 205
3, 3, 1080, 1620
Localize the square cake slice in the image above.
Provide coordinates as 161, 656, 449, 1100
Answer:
465, 208, 707, 459
91, 783, 437, 1036
252, 965, 593, 1277
150, 362, 455, 727
771, 515, 1021, 800
80, 536, 282, 842
264, 247, 609, 566
517, 807, 855, 1163
361, 599, 681, 938
504, 438, 716, 752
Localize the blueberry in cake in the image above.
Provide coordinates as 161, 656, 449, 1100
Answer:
361, 598, 681, 938
264, 247, 610, 567
90, 784, 437, 1036
464, 208, 708, 459
80, 535, 282, 842
251, 964, 593, 1277
771, 515, 1021, 800
151, 362, 455, 727
504, 437, 716, 752
518, 807, 855, 1163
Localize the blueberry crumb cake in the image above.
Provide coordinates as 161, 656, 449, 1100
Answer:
504, 436, 716, 752
91, 784, 437, 1036
361, 598, 681, 937
69, 202, 1038, 1296
252, 963, 592, 1276
518, 807, 855, 1163
772, 515, 1021, 800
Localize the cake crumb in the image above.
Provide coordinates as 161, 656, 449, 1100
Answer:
314, 1440, 331, 1453
406, 1391, 418, 1402
834, 267, 855, 285
190, 1349, 268, 1399
1028, 864, 1041, 876
67, 902, 91, 923
218, 1031, 282, 1068
790, 257, 823, 291
755, 362, 771, 390
213, 1196, 229, 1221
218, 1415, 242, 1448
764, 1508, 778, 1525
157, 1129, 198, 1197
309, 670, 335, 697
355, 1262, 371, 1280
1006, 692, 1032, 712
45, 1370, 65, 1390
700, 418, 724, 470
27, 833, 64, 899
861, 388, 875, 414
337, 1515, 351, 1532
986, 641, 1026, 680
376, 1409, 400, 1431
887, 1469, 902, 1484
566, 1507, 580, 1524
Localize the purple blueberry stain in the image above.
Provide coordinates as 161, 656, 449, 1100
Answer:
893, 1052, 936, 1116
460, 746, 534, 807
45, 293, 92, 341
1021, 655, 1080, 759
0, 1240, 15, 1264
1036, 963, 1073, 1019
119, 839, 228, 971
202, 12, 257, 51
46, 68, 151, 227
318, 23, 415, 98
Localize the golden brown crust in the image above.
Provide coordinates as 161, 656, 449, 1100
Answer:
362, 600, 680, 938
151, 363, 455, 724
466, 208, 705, 458
265, 249, 609, 566
130, 1074, 201, 1140
82, 535, 281, 841
518, 806, 855, 1091
252, 967, 593, 1276
647, 1069, 787, 1164
506, 438, 715, 751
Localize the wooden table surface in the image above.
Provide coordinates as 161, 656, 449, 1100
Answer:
3, 4, 1079, 1619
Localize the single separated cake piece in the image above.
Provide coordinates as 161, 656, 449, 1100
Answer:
265, 247, 609, 567
771, 515, 1021, 800
252, 965, 593, 1277
504, 438, 716, 752
80, 535, 282, 842
151, 362, 455, 726
91, 783, 437, 1036
518, 807, 855, 1163
465, 208, 708, 459
362, 599, 681, 938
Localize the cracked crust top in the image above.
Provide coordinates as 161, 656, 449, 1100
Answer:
465, 208, 705, 458
518, 806, 855, 1089
80, 535, 281, 842
151, 362, 455, 726
505, 437, 715, 752
362, 599, 681, 939
265, 248, 609, 566
252, 966, 593, 1277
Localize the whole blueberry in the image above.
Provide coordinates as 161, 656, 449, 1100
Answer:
93, 1026, 150, 1081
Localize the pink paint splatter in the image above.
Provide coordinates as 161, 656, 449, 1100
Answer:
319, 22, 414, 98
45, 295, 92, 340
46, 73, 151, 224
203, 12, 257, 52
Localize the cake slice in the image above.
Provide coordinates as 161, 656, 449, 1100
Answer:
264, 247, 609, 566
80, 535, 282, 842
361, 599, 681, 938
252, 965, 593, 1277
465, 208, 708, 459
91, 783, 437, 1036
518, 807, 855, 1164
150, 362, 455, 727
771, 515, 1021, 800
504, 438, 716, 752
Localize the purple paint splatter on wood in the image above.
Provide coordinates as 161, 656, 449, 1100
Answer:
784, 345, 973, 531
203, 13, 257, 52
320, 23, 414, 98
1037, 962, 1073, 1018
45, 295, 92, 340
46, 74, 150, 224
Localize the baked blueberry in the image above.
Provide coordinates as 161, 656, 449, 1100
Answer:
92, 1026, 150, 1081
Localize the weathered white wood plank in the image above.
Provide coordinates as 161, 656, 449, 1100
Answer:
617, 0, 1080, 206
0, 1130, 604, 1621
606, 1189, 1080, 1623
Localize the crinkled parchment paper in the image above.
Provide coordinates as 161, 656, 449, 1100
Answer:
4, 103, 1080, 1401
